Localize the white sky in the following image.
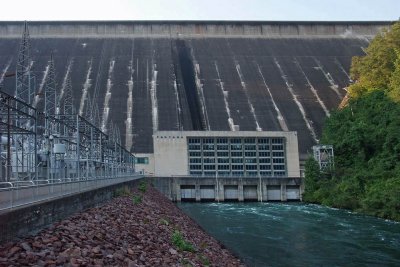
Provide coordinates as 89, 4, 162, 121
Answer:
0, 0, 398, 21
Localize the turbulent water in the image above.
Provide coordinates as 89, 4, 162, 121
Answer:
178, 203, 400, 267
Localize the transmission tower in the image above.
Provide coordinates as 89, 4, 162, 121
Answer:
62, 74, 75, 116
15, 21, 35, 106
44, 54, 58, 117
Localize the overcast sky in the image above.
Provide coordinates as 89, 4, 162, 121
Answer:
1, 0, 398, 21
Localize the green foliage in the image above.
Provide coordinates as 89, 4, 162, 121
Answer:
114, 186, 131, 197
132, 195, 142, 204
303, 157, 321, 202
349, 22, 400, 100
198, 254, 210, 266
159, 218, 170, 226
361, 177, 400, 220
138, 180, 147, 193
305, 91, 400, 220
171, 230, 195, 252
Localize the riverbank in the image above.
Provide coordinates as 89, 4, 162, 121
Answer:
0, 185, 243, 266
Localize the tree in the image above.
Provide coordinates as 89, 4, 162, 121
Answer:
349, 22, 400, 100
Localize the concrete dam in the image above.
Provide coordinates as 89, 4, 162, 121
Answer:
0, 21, 390, 159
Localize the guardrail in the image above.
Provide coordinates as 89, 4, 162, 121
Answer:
0, 173, 144, 211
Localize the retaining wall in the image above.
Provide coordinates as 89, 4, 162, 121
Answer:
0, 177, 144, 243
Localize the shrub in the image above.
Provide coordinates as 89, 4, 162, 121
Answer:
132, 195, 142, 204
171, 230, 195, 252
139, 180, 147, 193
114, 186, 131, 197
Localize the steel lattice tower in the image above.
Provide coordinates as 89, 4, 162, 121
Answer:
62, 75, 75, 116
15, 21, 35, 105
44, 54, 58, 117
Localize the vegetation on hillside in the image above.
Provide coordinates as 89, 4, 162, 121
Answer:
304, 22, 400, 221
349, 22, 400, 100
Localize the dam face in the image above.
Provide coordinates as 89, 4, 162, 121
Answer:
0, 21, 390, 158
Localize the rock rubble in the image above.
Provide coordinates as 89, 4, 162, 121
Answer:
0, 185, 243, 267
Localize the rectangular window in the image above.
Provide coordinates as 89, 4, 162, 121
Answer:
230, 144, 242, 150
217, 144, 229, 150
232, 164, 244, 170
259, 158, 271, 164
188, 144, 201, 150
232, 158, 243, 163
272, 138, 283, 144
244, 138, 255, 144
217, 151, 229, 157
189, 152, 201, 157
204, 171, 216, 176
218, 165, 230, 170
202, 144, 215, 150
203, 158, 215, 164
204, 165, 215, 170
272, 144, 284, 151
188, 138, 201, 144
231, 138, 242, 144
203, 138, 214, 144
245, 151, 256, 157
260, 171, 272, 176
245, 165, 257, 170
245, 145, 256, 150
259, 152, 270, 157
135, 157, 149, 164
272, 151, 284, 157
218, 158, 229, 164
245, 158, 257, 164
217, 138, 228, 144
232, 171, 244, 176
190, 171, 202, 176
273, 158, 285, 164
273, 164, 285, 170
189, 164, 202, 170
260, 165, 271, 170
203, 151, 215, 157
258, 138, 269, 144
258, 145, 270, 151
231, 152, 243, 157
189, 158, 202, 164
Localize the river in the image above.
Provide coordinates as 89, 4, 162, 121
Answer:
178, 202, 400, 267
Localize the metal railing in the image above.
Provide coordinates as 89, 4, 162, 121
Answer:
0, 173, 143, 211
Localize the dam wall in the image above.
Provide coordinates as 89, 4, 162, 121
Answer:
0, 21, 392, 38
0, 21, 392, 157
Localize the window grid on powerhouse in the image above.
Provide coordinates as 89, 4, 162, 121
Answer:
187, 137, 286, 177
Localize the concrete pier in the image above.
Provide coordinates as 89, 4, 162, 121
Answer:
151, 177, 302, 202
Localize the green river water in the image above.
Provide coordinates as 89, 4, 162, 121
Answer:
178, 202, 400, 267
